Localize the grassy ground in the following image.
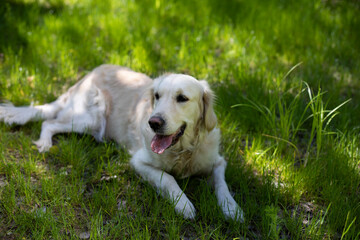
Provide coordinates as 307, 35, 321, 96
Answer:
1, 0, 360, 239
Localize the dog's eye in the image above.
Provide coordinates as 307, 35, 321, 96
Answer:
176, 94, 189, 103
154, 93, 160, 100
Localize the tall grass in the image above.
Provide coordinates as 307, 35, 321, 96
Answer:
233, 77, 351, 166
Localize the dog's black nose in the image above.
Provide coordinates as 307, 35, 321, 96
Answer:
148, 116, 165, 132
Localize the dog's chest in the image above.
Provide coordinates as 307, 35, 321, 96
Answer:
164, 150, 212, 178
168, 151, 194, 178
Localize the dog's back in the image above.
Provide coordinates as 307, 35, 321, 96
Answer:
92, 65, 153, 153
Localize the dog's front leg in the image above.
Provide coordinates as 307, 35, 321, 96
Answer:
210, 156, 244, 222
130, 149, 196, 219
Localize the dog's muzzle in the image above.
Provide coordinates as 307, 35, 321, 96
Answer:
150, 123, 187, 155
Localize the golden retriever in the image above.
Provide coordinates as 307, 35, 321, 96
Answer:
0, 64, 244, 221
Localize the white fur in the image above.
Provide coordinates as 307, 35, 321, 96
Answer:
0, 64, 244, 222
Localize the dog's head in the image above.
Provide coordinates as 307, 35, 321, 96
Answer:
148, 74, 217, 154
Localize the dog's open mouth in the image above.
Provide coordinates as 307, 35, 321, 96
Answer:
151, 124, 186, 154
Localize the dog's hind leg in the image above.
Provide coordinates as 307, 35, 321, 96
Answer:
33, 117, 100, 152
33, 87, 107, 152
0, 96, 66, 125
33, 110, 106, 152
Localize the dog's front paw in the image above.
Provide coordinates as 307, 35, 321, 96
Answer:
221, 199, 245, 223
174, 197, 196, 220
182, 202, 196, 220
33, 139, 52, 153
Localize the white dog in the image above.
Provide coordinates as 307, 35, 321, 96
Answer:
0, 64, 244, 221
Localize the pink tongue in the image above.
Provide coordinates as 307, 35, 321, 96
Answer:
151, 134, 174, 154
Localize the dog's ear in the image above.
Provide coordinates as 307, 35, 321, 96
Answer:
199, 80, 217, 131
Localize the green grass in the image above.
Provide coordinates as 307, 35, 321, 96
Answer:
1, 0, 360, 239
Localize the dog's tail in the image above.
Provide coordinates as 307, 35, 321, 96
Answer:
0, 100, 63, 125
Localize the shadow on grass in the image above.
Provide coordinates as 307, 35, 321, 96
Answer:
0, 0, 65, 52
0, 0, 104, 72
